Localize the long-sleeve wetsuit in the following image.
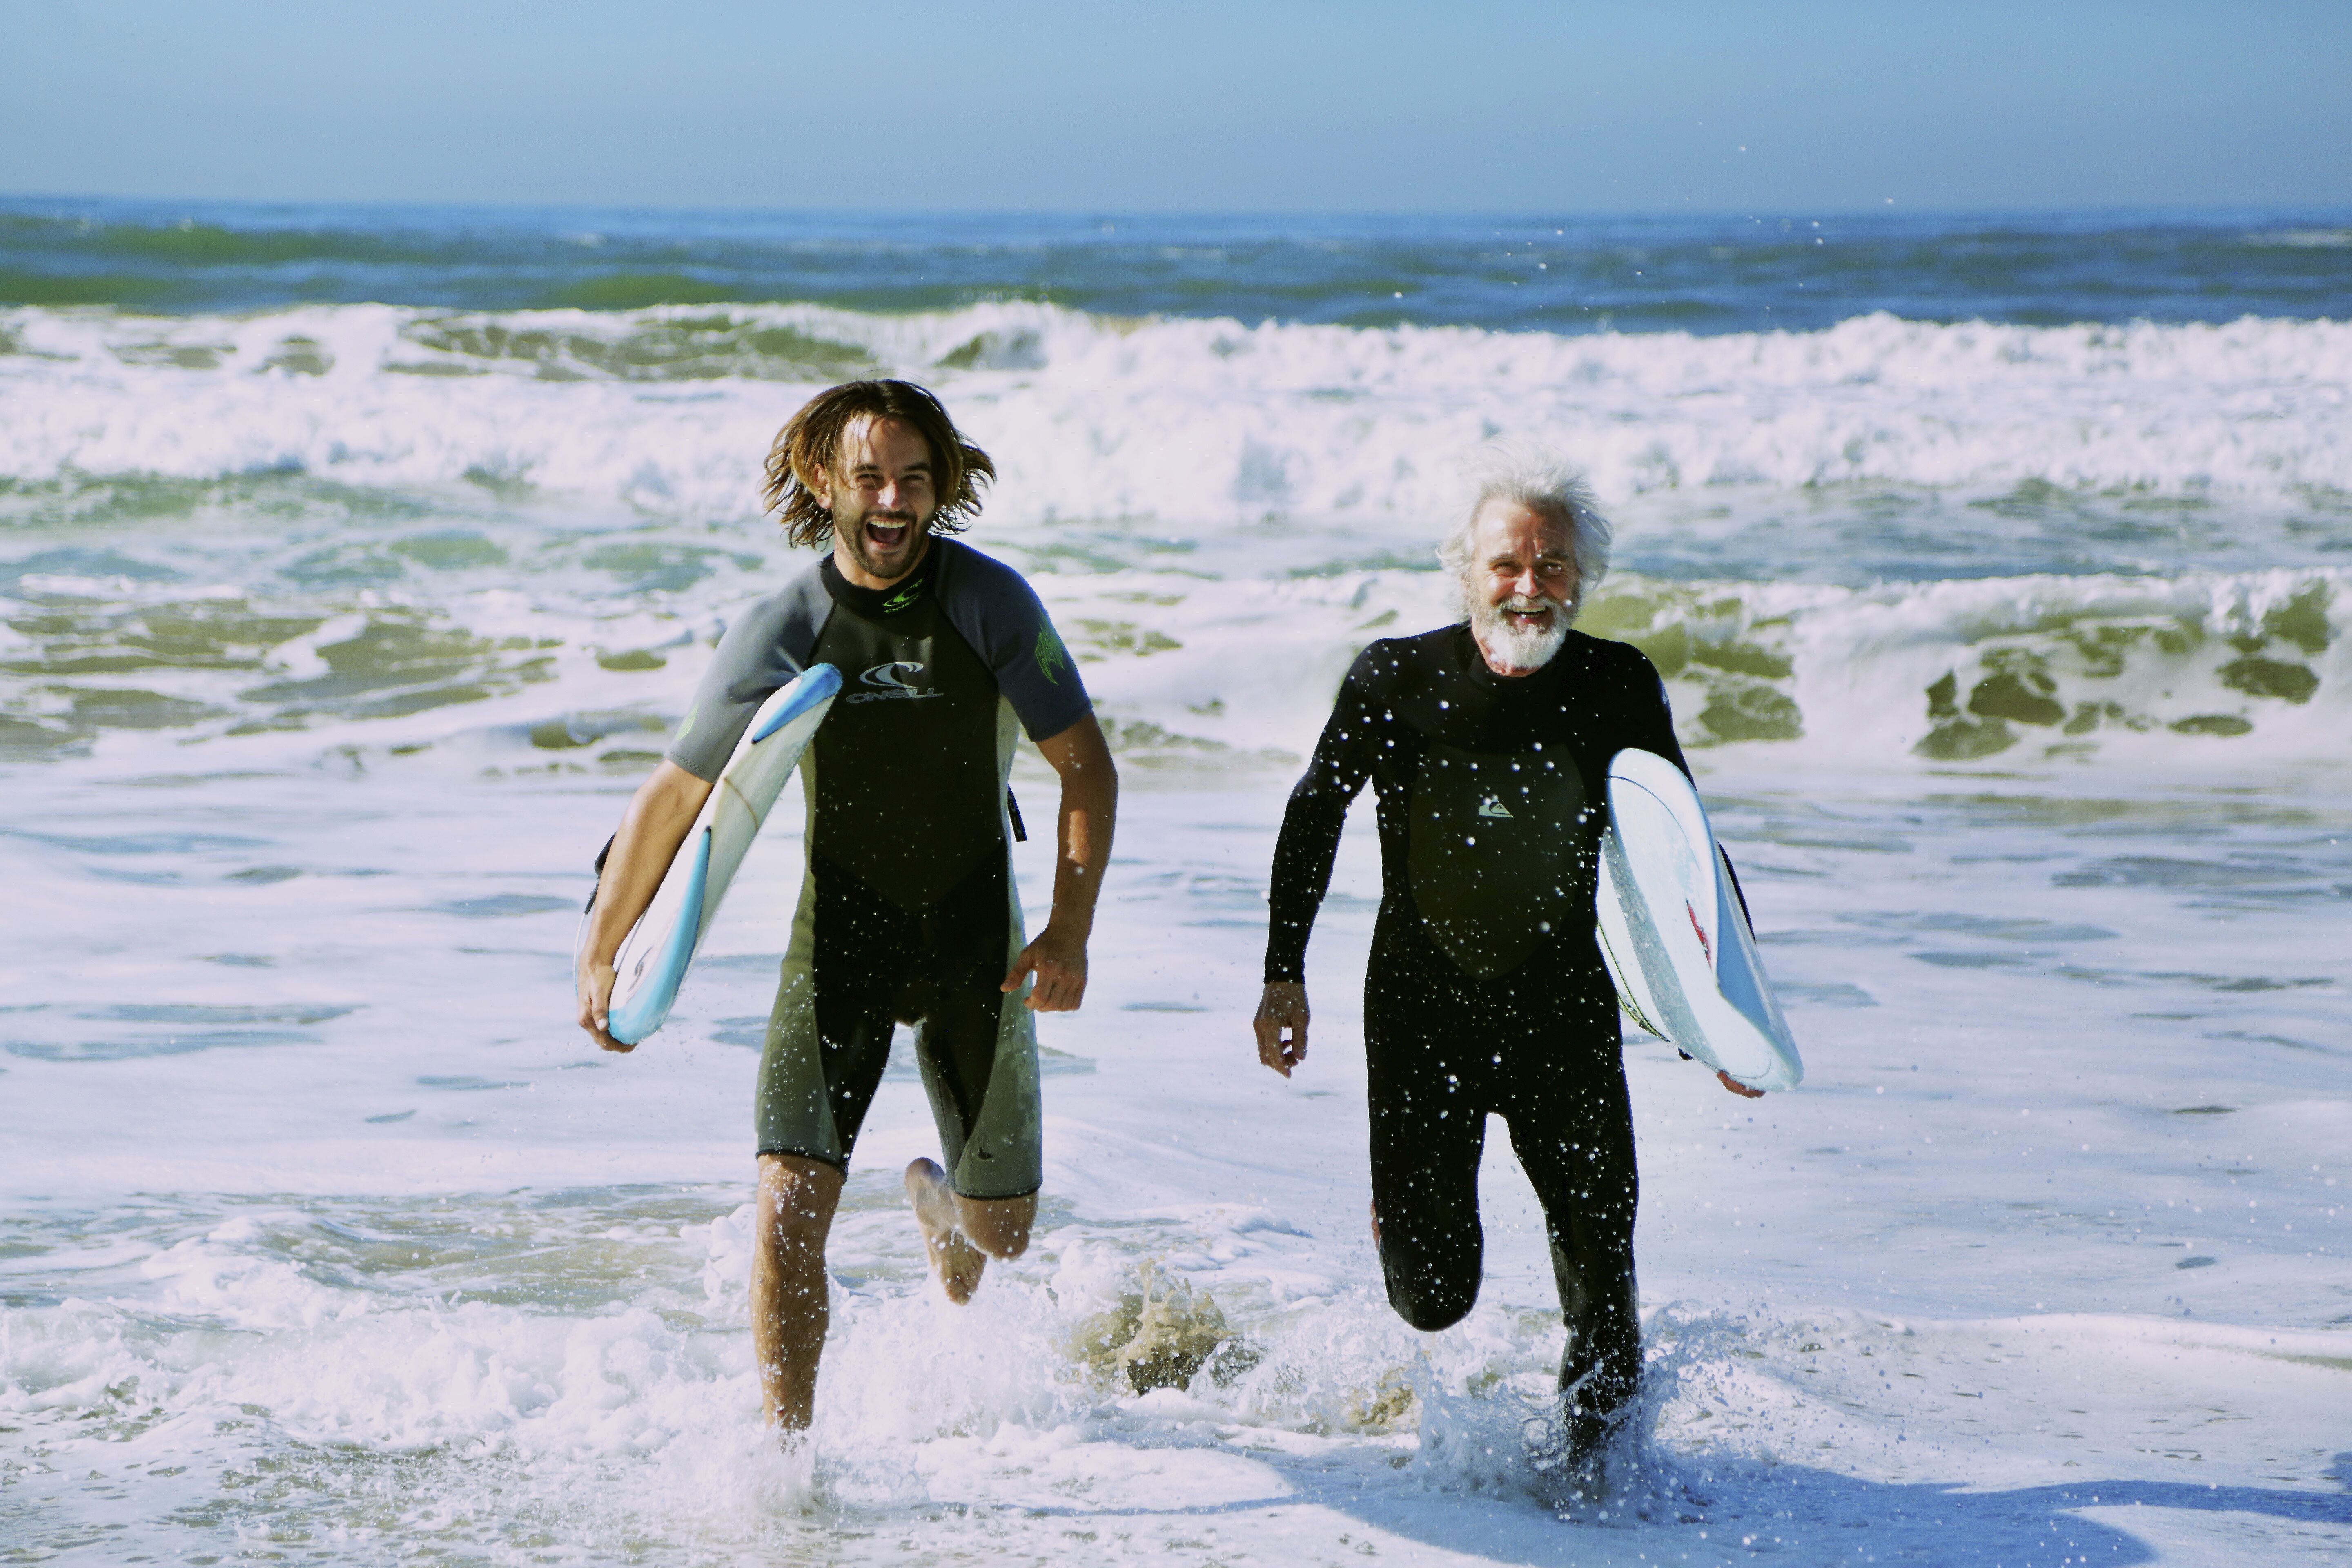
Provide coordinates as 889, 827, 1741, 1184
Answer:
1265, 621, 1689, 1432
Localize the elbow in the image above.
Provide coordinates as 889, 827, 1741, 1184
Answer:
1077, 720, 1119, 799
634, 760, 713, 824
1086, 762, 1120, 822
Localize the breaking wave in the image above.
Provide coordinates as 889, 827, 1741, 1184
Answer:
4, 550, 2340, 771
1063, 565, 2352, 771
4, 298, 2346, 772
4, 301, 2348, 519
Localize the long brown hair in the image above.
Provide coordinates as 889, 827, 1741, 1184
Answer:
761, 380, 995, 548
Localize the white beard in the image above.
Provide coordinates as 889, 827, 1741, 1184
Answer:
1469, 594, 1571, 670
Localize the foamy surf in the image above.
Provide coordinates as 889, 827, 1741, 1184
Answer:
5, 301, 2350, 519
7, 290, 2347, 776
9, 1189, 2348, 1563
4, 553, 2342, 775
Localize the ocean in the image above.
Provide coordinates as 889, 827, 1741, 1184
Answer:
2, 198, 2348, 1565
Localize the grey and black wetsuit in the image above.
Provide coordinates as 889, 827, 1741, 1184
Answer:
1265, 623, 1690, 1424
666, 537, 1091, 1199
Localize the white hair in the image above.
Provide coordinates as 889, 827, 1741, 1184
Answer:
1435, 450, 1613, 617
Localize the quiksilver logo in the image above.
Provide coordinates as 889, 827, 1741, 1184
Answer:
1477, 797, 1515, 819
845, 661, 944, 704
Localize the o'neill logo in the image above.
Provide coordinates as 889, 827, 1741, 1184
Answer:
846, 661, 944, 704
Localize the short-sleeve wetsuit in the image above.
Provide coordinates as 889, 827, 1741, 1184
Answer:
666, 537, 1090, 1199
1265, 622, 1690, 1426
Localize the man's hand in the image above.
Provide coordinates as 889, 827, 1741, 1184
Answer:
1004, 922, 1088, 1012
1718, 1069, 1764, 1099
575, 957, 632, 1053
1254, 982, 1310, 1078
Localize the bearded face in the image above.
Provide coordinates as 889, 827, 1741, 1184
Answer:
1460, 499, 1580, 675
814, 415, 939, 585
1468, 586, 1572, 670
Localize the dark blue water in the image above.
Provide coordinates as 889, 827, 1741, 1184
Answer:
3, 198, 2346, 331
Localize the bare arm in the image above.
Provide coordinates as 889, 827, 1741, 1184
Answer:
574, 759, 714, 1051
1002, 713, 1117, 1012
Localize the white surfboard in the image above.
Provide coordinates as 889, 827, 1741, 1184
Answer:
583, 663, 842, 1045
1594, 748, 1802, 1093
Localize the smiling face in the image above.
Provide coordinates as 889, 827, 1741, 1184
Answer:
809, 415, 939, 586
1463, 497, 1580, 676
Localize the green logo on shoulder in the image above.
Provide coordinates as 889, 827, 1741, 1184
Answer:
882, 583, 922, 614
1036, 627, 1069, 684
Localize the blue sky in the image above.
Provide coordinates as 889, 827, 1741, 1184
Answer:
4, 0, 2348, 212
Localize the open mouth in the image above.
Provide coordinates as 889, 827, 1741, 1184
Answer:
865, 519, 911, 551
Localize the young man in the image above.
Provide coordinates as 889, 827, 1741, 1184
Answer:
577, 380, 1116, 1434
1250, 456, 1760, 1470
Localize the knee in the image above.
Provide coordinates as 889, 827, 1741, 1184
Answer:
958, 1194, 1036, 1260
1382, 1252, 1480, 1332
758, 1155, 842, 1247
977, 1229, 1029, 1262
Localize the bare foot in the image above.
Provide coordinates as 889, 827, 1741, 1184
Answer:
905, 1158, 987, 1304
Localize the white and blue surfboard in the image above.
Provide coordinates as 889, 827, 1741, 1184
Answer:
584, 663, 841, 1045
1595, 748, 1802, 1093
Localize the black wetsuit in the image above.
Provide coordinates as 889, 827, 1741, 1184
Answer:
666, 537, 1090, 1198
1265, 624, 1688, 1426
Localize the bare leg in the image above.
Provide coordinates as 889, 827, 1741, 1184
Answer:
753, 1153, 846, 1433
905, 1158, 1036, 1305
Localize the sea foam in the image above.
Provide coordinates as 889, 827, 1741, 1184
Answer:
6, 299, 2344, 772
4, 301, 2348, 519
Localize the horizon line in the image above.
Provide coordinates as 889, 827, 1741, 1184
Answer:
7, 192, 2352, 226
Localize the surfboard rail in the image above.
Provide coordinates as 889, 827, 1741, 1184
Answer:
1595, 748, 1802, 1093
606, 825, 710, 1044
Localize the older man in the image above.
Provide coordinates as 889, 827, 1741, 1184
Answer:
1252, 456, 1757, 1471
